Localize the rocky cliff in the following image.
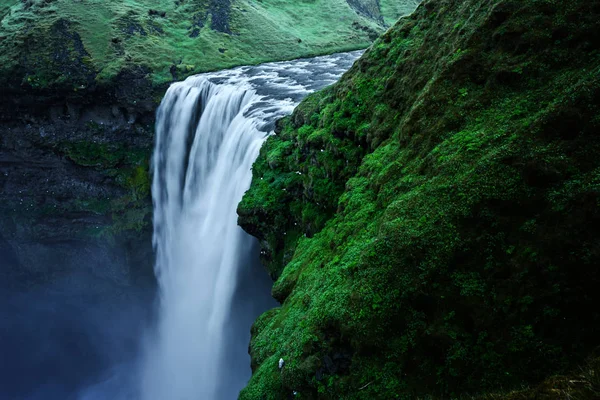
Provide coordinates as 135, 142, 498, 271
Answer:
238, 0, 600, 398
0, 101, 153, 284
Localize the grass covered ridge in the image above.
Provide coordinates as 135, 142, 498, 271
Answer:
238, 0, 600, 398
0, 0, 418, 92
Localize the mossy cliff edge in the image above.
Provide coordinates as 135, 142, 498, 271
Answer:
238, 0, 600, 398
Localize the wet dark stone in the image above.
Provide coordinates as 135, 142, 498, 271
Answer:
209, 0, 232, 34
323, 355, 336, 374
147, 21, 164, 35
120, 14, 147, 37
346, 0, 383, 24
18, 18, 97, 90
148, 9, 167, 17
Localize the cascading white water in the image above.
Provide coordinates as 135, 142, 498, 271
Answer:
143, 51, 362, 400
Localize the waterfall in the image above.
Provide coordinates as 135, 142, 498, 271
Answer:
142, 51, 362, 400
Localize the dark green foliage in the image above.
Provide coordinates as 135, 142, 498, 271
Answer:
20, 18, 97, 90
238, 0, 600, 398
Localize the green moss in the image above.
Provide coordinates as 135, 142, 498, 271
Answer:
473, 356, 600, 400
120, 165, 151, 201
238, 0, 600, 398
65, 141, 121, 168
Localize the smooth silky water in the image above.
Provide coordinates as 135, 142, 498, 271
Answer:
143, 50, 362, 400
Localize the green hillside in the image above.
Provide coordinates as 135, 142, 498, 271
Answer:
238, 0, 600, 398
0, 0, 417, 91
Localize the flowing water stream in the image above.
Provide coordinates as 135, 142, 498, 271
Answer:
142, 50, 362, 400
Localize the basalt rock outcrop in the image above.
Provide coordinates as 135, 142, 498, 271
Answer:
0, 97, 154, 283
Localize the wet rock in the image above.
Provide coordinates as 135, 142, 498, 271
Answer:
209, 0, 232, 34
147, 21, 165, 35
119, 13, 147, 37
323, 355, 336, 374
0, 93, 155, 283
346, 0, 384, 24
18, 19, 96, 91
148, 9, 167, 17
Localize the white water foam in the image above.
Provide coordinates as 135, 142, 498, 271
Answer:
142, 50, 362, 400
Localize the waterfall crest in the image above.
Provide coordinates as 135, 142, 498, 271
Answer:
145, 78, 261, 400
144, 51, 362, 400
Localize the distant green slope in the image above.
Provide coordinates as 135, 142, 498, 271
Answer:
380, 0, 421, 25
0, 0, 418, 92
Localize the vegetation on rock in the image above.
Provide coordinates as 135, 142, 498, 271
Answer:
238, 0, 600, 398
0, 113, 153, 255
63, 139, 152, 235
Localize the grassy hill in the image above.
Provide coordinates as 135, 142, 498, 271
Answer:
0, 0, 418, 92
238, 0, 600, 398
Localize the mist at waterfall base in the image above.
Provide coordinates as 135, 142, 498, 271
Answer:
0, 244, 154, 400
0, 244, 270, 400
0, 50, 361, 400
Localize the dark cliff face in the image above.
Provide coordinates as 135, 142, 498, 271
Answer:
0, 90, 156, 283
0, 77, 157, 397
238, 0, 600, 398
0, 31, 163, 279
346, 0, 385, 24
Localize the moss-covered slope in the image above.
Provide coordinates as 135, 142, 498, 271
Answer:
238, 0, 600, 398
0, 0, 418, 92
